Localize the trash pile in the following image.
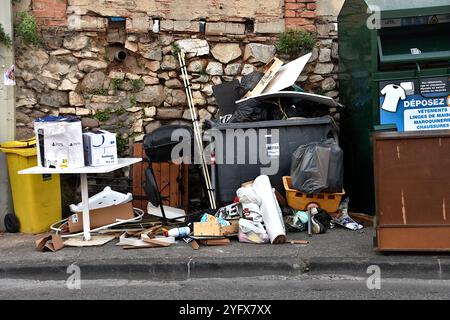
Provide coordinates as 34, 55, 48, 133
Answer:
14, 49, 368, 253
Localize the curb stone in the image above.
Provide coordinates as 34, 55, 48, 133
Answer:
2, 256, 450, 281
307, 257, 450, 280
0, 256, 307, 281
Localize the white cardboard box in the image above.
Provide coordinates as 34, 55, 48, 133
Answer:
83, 130, 118, 166
34, 117, 84, 169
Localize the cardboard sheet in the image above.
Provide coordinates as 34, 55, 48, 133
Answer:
252, 175, 286, 244
262, 53, 312, 94
68, 201, 135, 233
35, 234, 64, 252
63, 235, 115, 247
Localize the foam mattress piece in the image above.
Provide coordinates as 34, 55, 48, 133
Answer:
252, 175, 286, 244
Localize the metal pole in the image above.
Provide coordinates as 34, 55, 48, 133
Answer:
0, 1, 15, 231
177, 51, 216, 209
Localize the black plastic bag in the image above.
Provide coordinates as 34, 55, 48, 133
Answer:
290, 138, 343, 194
239, 71, 264, 94
228, 99, 269, 123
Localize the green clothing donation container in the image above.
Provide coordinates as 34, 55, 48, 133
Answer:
338, 0, 450, 214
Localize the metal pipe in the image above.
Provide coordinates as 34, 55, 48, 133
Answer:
114, 50, 127, 62
177, 51, 216, 209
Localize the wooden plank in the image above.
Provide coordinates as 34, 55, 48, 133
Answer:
122, 245, 160, 249
289, 240, 309, 245
160, 162, 171, 206
169, 163, 179, 207
377, 227, 450, 251
245, 58, 283, 97
131, 141, 188, 211
202, 238, 230, 246
191, 239, 200, 250
142, 238, 172, 247
132, 143, 143, 209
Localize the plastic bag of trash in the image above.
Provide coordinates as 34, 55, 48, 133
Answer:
236, 186, 261, 206
236, 186, 263, 222
228, 99, 269, 123
239, 71, 264, 94
284, 211, 308, 232
238, 218, 270, 244
290, 138, 343, 194
242, 204, 264, 222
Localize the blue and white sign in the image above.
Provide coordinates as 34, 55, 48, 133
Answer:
379, 77, 450, 131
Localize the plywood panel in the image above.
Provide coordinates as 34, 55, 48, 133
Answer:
131, 143, 189, 211
374, 131, 450, 251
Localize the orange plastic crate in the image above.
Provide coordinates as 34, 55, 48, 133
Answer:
282, 176, 345, 213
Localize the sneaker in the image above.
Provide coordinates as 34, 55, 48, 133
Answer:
311, 215, 326, 234
314, 209, 333, 229
334, 212, 363, 231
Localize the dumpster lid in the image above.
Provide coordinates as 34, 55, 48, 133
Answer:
0, 137, 36, 149
0, 138, 37, 156
0, 146, 37, 157
236, 91, 339, 108
212, 116, 333, 130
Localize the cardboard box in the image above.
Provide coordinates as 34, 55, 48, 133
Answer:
83, 130, 118, 166
68, 201, 134, 233
193, 218, 239, 237
34, 117, 84, 169
35, 234, 64, 252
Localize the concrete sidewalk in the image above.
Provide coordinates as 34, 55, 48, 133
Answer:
1, 227, 450, 280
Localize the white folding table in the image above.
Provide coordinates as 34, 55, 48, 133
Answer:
19, 158, 142, 241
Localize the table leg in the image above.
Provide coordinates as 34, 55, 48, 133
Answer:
80, 173, 91, 241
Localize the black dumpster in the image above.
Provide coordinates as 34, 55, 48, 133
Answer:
212, 116, 335, 205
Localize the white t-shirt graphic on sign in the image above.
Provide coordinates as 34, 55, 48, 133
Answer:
380, 84, 406, 113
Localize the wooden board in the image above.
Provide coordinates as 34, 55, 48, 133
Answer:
373, 131, 450, 251
132, 143, 189, 211
201, 238, 230, 246
193, 219, 239, 237
245, 57, 283, 97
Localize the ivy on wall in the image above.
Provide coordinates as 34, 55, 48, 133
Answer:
16, 12, 41, 46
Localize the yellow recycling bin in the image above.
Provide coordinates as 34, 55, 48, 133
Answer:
0, 138, 62, 233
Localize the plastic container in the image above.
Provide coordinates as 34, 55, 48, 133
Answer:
283, 176, 345, 213
164, 226, 190, 238
213, 117, 334, 205
69, 186, 132, 213
0, 138, 62, 233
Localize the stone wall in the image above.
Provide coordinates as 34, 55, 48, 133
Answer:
13, 0, 341, 153
287, 0, 340, 109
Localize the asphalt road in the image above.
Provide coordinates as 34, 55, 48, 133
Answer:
1, 275, 450, 300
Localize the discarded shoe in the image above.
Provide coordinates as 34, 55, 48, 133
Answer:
311, 215, 326, 234
333, 212, 363, 231
334, 197, 363, 231
314, 209, 333, 229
